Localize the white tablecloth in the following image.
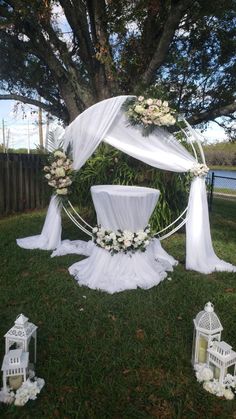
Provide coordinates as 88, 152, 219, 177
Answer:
66, 185, 177, 293
91, 185, 159, 231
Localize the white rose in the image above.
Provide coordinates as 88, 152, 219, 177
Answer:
56, 188, 68, 195
54, 150, 66, 158
48, 180, 56, 187
124, 239, 131, 248
64, 179, 72, 186
52, 162, 57, 168
138, 96, 144, 102
57, 159, 64, 166
45, 174, 51, 179
92, 227, 98, 233
158, 114, 175, 126
156, 99, 162, 106
123, 230, 134, 240
146, 98, 153, 105
162, 100, 169, 107
203, 381, 214, 394
55, 167, 65, 177
134, 105, 145, 114
43, 166, 50, 172
224, 389, 234, 400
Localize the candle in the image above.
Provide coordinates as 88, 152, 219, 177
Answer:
214, 367, 220, 379
198, 348, 206, 363
198, 336, 208, 363
9, 375, 23, 390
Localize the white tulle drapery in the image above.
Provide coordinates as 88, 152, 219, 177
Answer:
186, 177, 235, 273
17, 95, 236, 282
17, 195, 62, 250
63, 95, 130, 170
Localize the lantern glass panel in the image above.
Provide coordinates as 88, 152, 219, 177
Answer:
198, 335, 208, 363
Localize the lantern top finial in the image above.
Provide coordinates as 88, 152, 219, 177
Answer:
204, 302, 214, 313
15, 314, 29, 325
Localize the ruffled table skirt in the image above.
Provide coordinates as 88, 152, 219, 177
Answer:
52, 238, 177, 294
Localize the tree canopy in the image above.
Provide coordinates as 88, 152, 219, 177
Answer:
0, 0, 235, 136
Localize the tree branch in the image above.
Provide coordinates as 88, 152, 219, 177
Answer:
189, 102, 236, 125
59, 0, 95, 76
0, 93, 55, 114
140, 0, 192, 86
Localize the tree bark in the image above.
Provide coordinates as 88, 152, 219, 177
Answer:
139, 0, 192, 86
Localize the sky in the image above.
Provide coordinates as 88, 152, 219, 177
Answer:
0, 98, 228, 151
0, 99, 48, 150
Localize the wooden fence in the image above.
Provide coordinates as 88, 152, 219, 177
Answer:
0, 153, 49, 216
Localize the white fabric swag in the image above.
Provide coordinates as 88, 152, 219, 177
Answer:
17, 95, 235, 275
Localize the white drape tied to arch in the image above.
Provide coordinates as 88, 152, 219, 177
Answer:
17, 95, 235, 276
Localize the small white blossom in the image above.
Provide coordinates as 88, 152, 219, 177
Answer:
196, 366, 213, 382
190, 163, 209, 177
224, 389, 234, 400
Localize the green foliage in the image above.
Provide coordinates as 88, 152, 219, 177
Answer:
71, 144, 190, 231
203, 142, 236, 166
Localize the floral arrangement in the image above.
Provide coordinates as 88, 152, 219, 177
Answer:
190, 163, 209, 177
92, 225, 152, 255
194, 364, 235, 400
43, 149, 74, 196
0, 370, 45, 406
124, 96, 176, 135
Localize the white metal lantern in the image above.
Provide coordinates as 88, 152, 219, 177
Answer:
4, 314, 37, 363
192, 302, 223, 365
207, 341, 236, 384
1, 349, 29, 391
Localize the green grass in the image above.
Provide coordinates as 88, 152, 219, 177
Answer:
0, 200, 236, 418
214, 188, 236, 196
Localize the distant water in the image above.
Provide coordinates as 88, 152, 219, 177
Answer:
209, 169, 236, 190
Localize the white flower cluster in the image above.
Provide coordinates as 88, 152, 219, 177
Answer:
127, 96, 176, 129
43, 149, 74, 196
194, 364, 235, 400
0, 372, 45, 406
190, 163, 209, 177
92, 225, 152, 255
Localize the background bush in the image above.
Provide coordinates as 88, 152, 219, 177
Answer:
71, 144, 190, 232
203, 142, 236, 167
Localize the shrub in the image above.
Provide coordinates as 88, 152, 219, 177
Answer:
71, 144, 190, 231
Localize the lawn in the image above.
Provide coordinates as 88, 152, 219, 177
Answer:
0, 199, 235, 418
